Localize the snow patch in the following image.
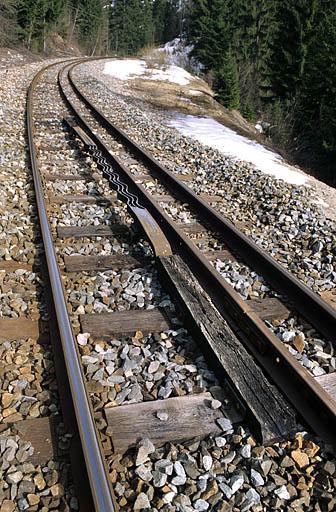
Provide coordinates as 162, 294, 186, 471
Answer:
103, 59, 147, 80
168, 114, 307, 186
188, 89, 203, 96
103, 59, 192, 85
145, 64, 192, 85
159, 38, 203, 74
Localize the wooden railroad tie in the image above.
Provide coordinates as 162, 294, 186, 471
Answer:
0, 417, 56, 465
57, 224, 129, 239
0, 261, 33, 272
80, 308, 171, 339
200, 193, 223, 203
151, 194, 176, 203
180, 222, 208, 235
49, 193, 116, 205
204, 249, 237, 262
316, 373, 336, 401
157, 254, 297, 444
105, 393, 224, 454
151, 193, 223, 204
63, 254, 149, 273
248, 297, 290, 323
43, 173, 88, 181
0, 317, 49, 343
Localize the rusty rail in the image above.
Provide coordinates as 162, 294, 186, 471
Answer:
27, 60, 116, 512
57, 61, 336, 448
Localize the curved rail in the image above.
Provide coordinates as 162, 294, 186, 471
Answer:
67, 64, 336, 344
58, 61, 336, 447
27, 60, 116, 512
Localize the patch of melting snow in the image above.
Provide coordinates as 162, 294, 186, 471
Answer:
168, 114, 307, 186
159, 37, 204, 74
103, 59, 192, 86
145, 64, 191, 85
188, 89, 203, 96
104, 59, 147, 80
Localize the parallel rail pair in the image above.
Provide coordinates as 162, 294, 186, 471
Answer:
27, 59, 336, 511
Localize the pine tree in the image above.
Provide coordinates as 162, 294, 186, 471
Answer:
152, 0, 179, 43
76, 0, 103, 54
109, 0, 126, 53
267, 0, 318, 102
17, 0, 68, 51
153, 0, 167, 43
296, 1, 336, 176
0, 0, 18, 45
163, 0, 179, 41
142, 0, 154, 48
190, 0, 231, 71
214, 50, 240, 109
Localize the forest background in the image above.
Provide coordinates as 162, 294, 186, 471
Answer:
0, 0, 335, 185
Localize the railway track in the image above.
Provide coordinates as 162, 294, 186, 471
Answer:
9, 58, 335, 510
61, 61, 336, 434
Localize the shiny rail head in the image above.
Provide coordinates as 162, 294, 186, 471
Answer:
27, 60, 117, 512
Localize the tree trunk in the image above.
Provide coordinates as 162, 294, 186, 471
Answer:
27, 21, 33, 49
91, 32, 100, 56
43, 15, 46, 53
68, 6, 79, 44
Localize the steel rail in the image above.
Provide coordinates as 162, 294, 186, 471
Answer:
59, 63, 336, 447
27, 60, 116, 512
67, 63, 336, 346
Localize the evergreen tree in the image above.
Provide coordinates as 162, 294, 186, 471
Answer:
296, 1, 336, 177
190, 0, 231, 71
267, 0, 318, 102
109, 0, 155, 54
152, 0, 179, 43
109, 0, 126, 53
189, 0, 240, 109
76, 0, 103, 54
163, 0, 179, 41
17, 0, 67, 50
0, 0, 18, 45
142, 0, 154, 48
214, 49, 240, 109
153, 0, 167, 43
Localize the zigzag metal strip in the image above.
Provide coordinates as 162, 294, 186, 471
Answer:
87, 144, 144, 209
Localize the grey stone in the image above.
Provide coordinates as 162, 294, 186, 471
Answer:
274, 485, 291, 500
135, 465, 153, 483
136, 438, 155, 466
152, 470, 167, 488
215, 437, 226, 448
18, 480, 35, 496
172, 461, 186, 486
240, 444, 251, 458
17, 498, 29, 511
250, 468, 264, 487
217, 417, 233, 433
134, 492, 150, 510
194, 499, 209, 511
219, 482, 233, 499
202, 455, 213, 471
155, 459, 174, 475
230, 474, 244, 494
184, 461, 200, 479
6, 471, 23, 484
241, 488, 261, 511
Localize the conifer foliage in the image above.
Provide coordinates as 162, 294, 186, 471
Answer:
187, 0, 336, 183
1, 0, 335, 182
12, 0, 181, 55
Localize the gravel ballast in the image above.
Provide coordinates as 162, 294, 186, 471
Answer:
1, 54, 336, 512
